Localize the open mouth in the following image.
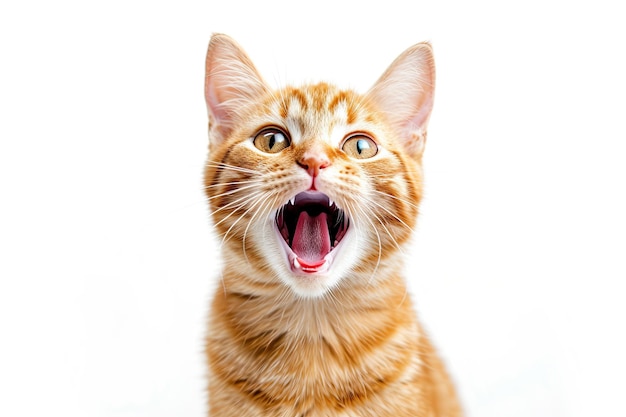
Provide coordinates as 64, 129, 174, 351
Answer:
275, 191, 350, 274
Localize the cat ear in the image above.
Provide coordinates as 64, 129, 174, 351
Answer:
205, 34, 270, 146
366, 43, 435, 158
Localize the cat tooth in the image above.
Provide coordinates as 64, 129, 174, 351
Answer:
328, 198, 335, 208
289, 197, 295, 206
293, 258, 300, 269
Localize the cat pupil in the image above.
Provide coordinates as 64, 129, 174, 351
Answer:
268, 132, 283, 150
268, 133, 276, 149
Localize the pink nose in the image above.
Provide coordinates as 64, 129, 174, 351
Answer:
298, 151, 330, 177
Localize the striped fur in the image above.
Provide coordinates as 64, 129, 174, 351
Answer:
203, 34, 461, 416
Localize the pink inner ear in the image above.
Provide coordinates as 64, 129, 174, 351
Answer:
406, 93, 434, 134
205, 80, 228, 126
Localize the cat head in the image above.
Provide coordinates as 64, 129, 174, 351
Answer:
204, 34, 435, 298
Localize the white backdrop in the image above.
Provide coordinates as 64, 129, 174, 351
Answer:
1, 1, 625, 416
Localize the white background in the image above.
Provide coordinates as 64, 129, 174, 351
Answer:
1, 1, 625, 416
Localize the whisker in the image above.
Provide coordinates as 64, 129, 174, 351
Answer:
209, 190, 263, 218
343, 200, 382, 284
363, 203, 404, 253
242, 192, 277, 264
206, 182, 263, 202
371, 188, 421, 210
366, 196, 415, 235
212, 190, 266, 230
205, 160, 262, 175
219, 202, 251, 250
204, 178, 264, 189
350, 202, 383, 284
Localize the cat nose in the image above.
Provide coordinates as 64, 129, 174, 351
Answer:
297, 151, 330, 177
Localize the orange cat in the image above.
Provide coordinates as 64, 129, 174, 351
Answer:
203, 34, 461, 416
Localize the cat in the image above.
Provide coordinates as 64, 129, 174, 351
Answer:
203, 33, 461, 416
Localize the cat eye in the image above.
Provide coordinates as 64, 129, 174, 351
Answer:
253, 127, 291, 154
341, 134, 378, 159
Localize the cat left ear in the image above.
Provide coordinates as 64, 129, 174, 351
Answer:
366, 43, 435, 159
205, 34, 270, 147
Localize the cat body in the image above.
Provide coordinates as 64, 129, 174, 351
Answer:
203, 34, 461, 416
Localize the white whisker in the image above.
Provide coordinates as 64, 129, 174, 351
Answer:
242, 192, 278, 264
343, 201, 379, 283
206, 182, 263, 201
371, 188, 421, 210
204, 178, 264, 189
213, 190, 266, 233
209, 189, 264, 218
205, 160, 261, 175
360, 200, 404, 253
349, 201, 383, 285
366, 195, 415, 235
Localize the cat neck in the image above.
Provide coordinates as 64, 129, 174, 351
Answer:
214, 250, 413, 340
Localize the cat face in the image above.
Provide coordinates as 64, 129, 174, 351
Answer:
204, 35, 435, 298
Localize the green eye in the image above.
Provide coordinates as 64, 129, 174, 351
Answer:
253, 127, 291, 153
342, 134, 378, 159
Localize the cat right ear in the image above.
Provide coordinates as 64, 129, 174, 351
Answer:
366, 43, 435, 159
205, 34, 270, 147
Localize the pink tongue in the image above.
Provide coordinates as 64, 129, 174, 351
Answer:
291, 211, 331, 265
